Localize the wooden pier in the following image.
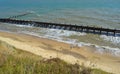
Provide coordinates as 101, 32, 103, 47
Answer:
0, 18, 120, 36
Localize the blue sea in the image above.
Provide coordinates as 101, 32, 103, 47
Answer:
0, 0, 120, 56
0, 0, 120, 29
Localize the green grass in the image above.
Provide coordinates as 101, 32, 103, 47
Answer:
0, 40, 111, 74
91, 69, 112, 74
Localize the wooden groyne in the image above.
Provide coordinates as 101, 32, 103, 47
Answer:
0, 18, 120, 36
8, 12, 33, 19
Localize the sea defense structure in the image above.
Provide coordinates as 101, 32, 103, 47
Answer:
0, 18, 120, 36
8, 12, 33, 19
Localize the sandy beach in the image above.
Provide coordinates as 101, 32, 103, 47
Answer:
0, 31, 120, 74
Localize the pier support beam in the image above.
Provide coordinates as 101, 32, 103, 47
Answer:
93, 30, 95, 33
107, 31, 109, 36
114, 31, 116, 36
100, 30, 102, 34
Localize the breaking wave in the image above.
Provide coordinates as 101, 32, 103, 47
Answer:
100, 35, 120, 44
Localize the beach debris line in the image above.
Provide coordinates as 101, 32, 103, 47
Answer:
0, 18, 120, 36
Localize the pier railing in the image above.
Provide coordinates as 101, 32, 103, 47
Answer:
0, 18, 120, 36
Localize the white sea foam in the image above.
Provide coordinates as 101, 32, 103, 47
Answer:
100, 35, 120, 44
10, 23, 119, 57
14, 24, 33, 28
27, 10, 36, 14
44, 28, 86, 37
95, 45, 120, 56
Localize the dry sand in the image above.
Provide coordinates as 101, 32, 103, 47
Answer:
0, 31, 120, 74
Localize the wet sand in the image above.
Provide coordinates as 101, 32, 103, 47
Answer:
0, 31, 120, 74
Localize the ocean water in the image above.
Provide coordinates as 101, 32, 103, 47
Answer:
0, 0, 120, 29
0, 0, 120, 56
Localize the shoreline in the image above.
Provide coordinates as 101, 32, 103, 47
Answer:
0, 22, 120, 56
0, 31, 120, 74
